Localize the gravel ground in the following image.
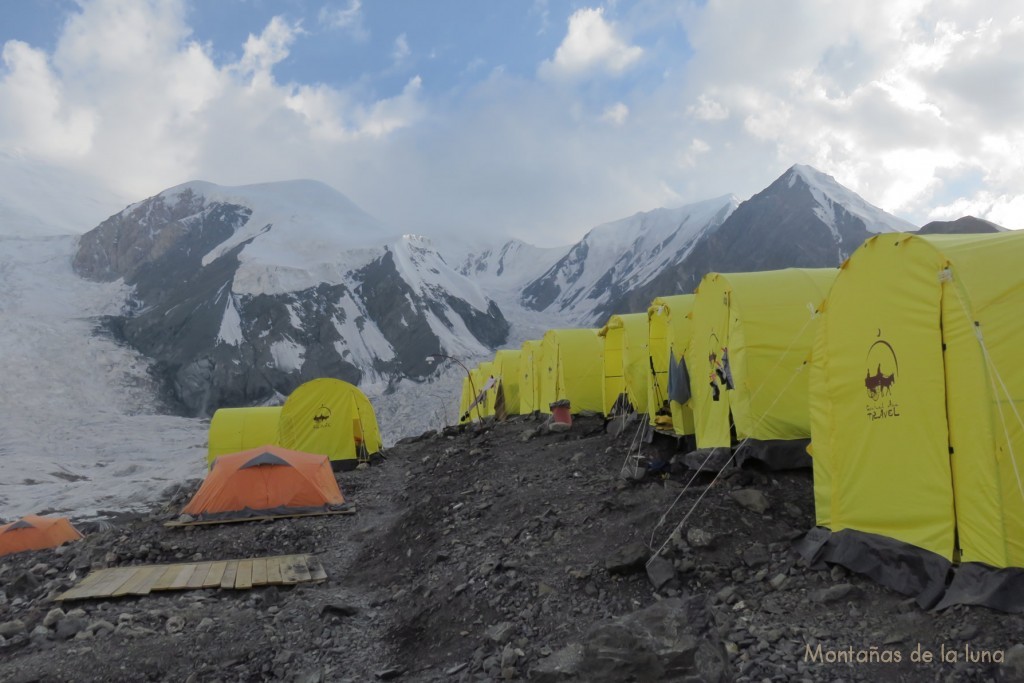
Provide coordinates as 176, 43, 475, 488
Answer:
2, 413, 1023, 682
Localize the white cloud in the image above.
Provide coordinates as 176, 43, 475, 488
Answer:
930, 192, 1024, 229
662, 0, 1024, 227
600, 102, 629, 125
392, 33, 410, 64
0, 0, 424, 203
539, 7, 643, 79
237, 16, 301, 85
688, 93, 728, 121
0, 41, 96, 158
678, 138, 710, 168
2, 0, 1024, 250
318, 0, 367, 40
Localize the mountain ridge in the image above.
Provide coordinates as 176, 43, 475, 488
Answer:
72, 180, 510, 416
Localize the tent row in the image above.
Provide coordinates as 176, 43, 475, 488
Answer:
455, 230, 1024, 613
457, 267, 837, 469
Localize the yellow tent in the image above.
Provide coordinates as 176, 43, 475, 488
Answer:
804, 232, 1024, 611
519, 340, 543, 413
207, 407, 282, 467
687, 268, 836, 465
598, 313, 650, 416
647, 295, 695, 435
538, 329, 603, 414
491, 349, 522, 417
278, 378, 383, 471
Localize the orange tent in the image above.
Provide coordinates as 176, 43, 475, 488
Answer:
181, 445, 347, 520
0, 515, 83, 557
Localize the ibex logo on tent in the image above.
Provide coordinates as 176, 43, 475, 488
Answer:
313, 404, 332, 429
865, 333, 900, 422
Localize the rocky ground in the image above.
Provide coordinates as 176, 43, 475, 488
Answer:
2, 413, 1024, 682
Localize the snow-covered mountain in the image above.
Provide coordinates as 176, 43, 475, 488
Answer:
454, 238, 567, 291
587, 164, 918, 321
518, 195, 739, 323
72, 180, 510, 417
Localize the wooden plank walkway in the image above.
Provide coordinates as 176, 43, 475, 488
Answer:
56, 554, 324, 602
164, 506, 355, 528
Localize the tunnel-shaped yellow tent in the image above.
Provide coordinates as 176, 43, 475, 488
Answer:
804, 232, 1024, 611
598, 313, 650, 416
687, 268, 836, 462
538, 329, 603, 414
519, 340, 542, 413
207, 407, 282, 467
491, 349, 522, 417
278, 378, 383, 471
647, 295, 695, 434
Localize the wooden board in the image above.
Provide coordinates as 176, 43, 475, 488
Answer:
235, 559, 254, 590
266, 556, 283, 585
164, 506, 356, 528
186, 563, 213, 589
220, 561, 239, 590
56, 554, 326, 602
280, 555, 312, 584
204, 561, 228, 588
113, 566, 160, 598
306, 556, 328, 583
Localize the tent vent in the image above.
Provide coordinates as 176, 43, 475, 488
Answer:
241, 452, 291, 469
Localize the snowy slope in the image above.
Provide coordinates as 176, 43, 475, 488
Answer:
453, 239, 568, 290
0, 236, 206, 520
790, 164, 916, 234
521, 195, 739, 322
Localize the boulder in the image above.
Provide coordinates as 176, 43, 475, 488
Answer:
810, 583, 860, 604
531, 643, 584, 682
646, 556, 676, 590
0, 620, 27, 638
605, 542, 650, 575
729, 489, 770, 514
55, 617, 88, 641
485, 621, 517, 645
578, 597, 732, 682
741, 543, 770, 568
682, 449, 732, 472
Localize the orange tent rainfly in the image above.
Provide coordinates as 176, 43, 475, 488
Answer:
180, 446, 349, 522
0, 515, 83, 557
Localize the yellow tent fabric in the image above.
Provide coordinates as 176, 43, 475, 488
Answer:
492, 349, 522, 416
647, 295, 695, 434
470, 361, 496, 417
519, 340, 542, 413
207, 407, 282, 466
538, 329, 603, 414
458, 375, 473, 424
810, 232, 1024, 573
688, 268, 837, 449
278, 378, 383, 470
598, 313, 650, 415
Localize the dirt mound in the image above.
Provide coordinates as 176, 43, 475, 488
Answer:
1, 414, 1022, 681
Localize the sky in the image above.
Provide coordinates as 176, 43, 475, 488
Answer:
0, 0, 1022, 246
